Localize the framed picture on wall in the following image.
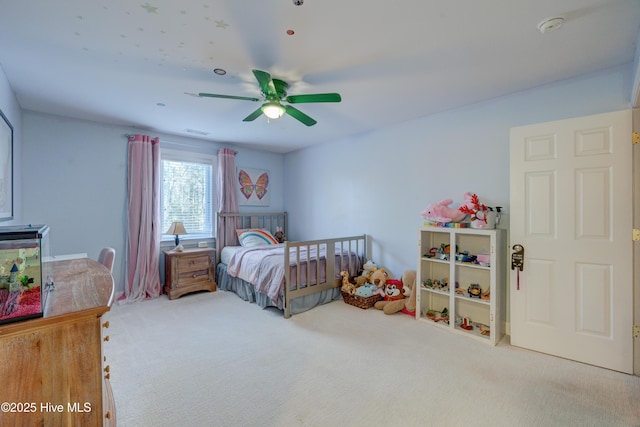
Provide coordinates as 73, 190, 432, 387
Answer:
237, 167, 270, 206
0, 109, 12, 221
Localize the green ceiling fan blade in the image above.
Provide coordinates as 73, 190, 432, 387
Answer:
242, 107, 264, 122
252, 69, 277, 98
197, 70, 340, 125
285, 105, 317, 126
285, 93, 342, 104
199, 93, 260, 102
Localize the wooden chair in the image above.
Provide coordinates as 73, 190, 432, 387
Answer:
98, 247, 116, 273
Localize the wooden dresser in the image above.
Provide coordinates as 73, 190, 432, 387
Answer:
164, 248, 216, 300
0, 258, 115, 427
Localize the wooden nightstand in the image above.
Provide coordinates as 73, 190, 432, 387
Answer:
163, 248, 216, 300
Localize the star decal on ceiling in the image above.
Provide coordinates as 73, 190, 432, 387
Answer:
141, 3, 158, 14
215, 20, 229, 29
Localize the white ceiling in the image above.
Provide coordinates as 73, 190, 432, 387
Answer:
0, 1, 638, 153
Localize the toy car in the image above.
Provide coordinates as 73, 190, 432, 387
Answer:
468, 283, 482, 298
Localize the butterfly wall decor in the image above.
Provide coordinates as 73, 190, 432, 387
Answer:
238, 168, 270, 205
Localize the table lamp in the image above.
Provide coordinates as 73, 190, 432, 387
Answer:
166, 221, 188, 251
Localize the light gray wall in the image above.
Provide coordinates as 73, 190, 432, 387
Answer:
3, 62, 635, 301
0, 64, 22, 226
283, 63, 634, 280
22, 111, 284, 295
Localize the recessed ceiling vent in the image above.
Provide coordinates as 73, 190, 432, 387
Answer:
185, 129, 209, 136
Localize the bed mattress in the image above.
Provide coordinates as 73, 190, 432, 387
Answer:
220, 246, 243, 266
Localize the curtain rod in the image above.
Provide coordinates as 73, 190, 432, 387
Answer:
124, 134, 238, 154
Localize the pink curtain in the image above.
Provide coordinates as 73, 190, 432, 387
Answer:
216, 148, 239, 260
124, 134, 162, 301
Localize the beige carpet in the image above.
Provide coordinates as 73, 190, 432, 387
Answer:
104, 290, 640, 427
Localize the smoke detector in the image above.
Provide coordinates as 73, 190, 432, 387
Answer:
537, 17, 565, 34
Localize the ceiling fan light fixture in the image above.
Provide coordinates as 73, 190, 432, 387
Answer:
262, 102, 285, 119
198, 69, 341, 125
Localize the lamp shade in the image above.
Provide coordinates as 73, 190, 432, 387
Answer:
262, 102, 285, 119
165, 221, 188, 236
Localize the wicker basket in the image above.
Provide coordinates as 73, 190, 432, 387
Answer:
341, 291, 382, 309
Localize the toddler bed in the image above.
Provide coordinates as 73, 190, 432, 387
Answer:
216, 212, 366, 317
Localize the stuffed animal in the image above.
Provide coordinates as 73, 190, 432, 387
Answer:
355, 283, 378, 298
353, 260, 378, 287
399, 270, 417, 315
374, 270, 417, 315
368, 268, 388, 294
362, 260, 377, 279
373, 276, 402, 310
274, 226, 286, 243
340, 271, 357, 295
420, 199, 467, 223
460, 192, 476, 212
354, 275, 369, 287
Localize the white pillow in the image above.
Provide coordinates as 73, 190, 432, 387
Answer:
236, 228, 279, 247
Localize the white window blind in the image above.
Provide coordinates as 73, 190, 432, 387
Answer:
160, 149, 215, 238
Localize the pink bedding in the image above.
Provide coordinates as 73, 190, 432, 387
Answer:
226, 243, 359, 308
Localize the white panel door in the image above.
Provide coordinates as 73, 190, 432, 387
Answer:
510, 110, 633, 373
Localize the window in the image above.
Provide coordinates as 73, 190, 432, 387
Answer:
160, 149, 215, 240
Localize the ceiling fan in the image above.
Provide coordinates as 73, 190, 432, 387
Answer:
198, 69, 341, 126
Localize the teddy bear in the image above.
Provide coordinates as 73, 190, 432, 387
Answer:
274, 226, 286, 243
354, 275, 369, 287
362, 260, 377, 278
420, 199, 467, 223
353, 260, 378, 287
368, 268, 389, 297
374, 270, 417, 315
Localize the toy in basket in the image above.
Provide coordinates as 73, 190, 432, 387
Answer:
340, 270, 384, 309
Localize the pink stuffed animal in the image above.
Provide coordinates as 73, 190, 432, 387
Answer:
420, 199, 467, 223
461, 192, 477, 210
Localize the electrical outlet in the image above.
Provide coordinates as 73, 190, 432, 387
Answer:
198, 241, 208, 248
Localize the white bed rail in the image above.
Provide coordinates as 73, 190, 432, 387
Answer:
283, 234, 367, 318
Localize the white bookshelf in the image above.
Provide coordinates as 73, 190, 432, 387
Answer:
416, 226, 506, 345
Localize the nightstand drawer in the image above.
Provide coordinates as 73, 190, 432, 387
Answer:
177, 268, 210, 285
177, 255, 210, 273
